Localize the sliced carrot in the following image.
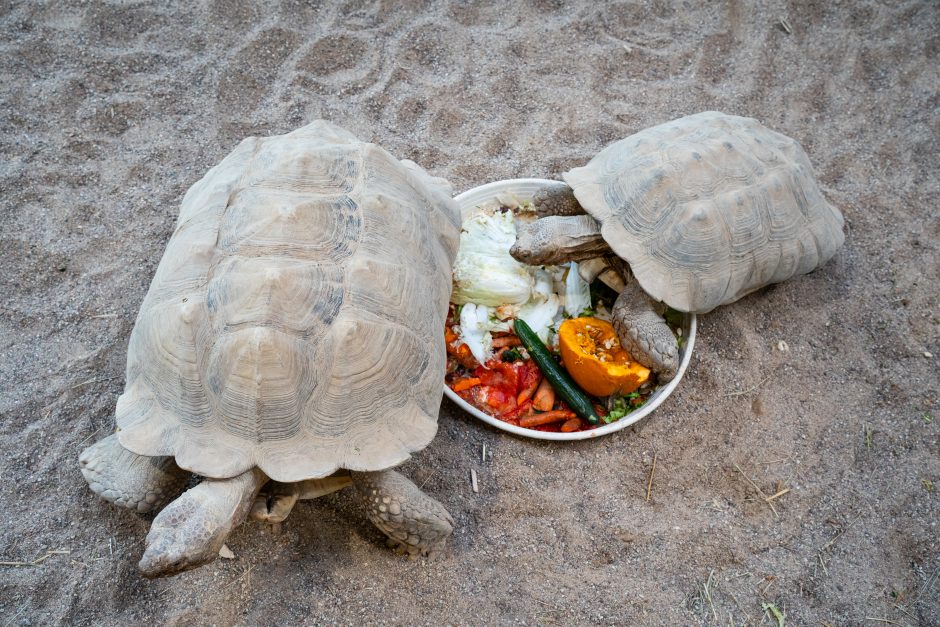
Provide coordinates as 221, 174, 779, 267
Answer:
501, 399, 532, 421
560, 418, 583, 432
451, 377, 481, 392
492, 336, 522, 348
519, 410, 576, 428
444, 328, 459, 343
516, 373, 542, 405
447, 343, 477, 369
532, 378, 555, 412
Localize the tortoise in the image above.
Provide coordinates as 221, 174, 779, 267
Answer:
511, 111, 845, 380
78, 120, 461, 577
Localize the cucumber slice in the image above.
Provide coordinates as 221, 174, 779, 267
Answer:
513, 319, 601, 425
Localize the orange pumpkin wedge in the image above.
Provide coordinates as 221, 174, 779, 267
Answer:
558, 317, 651, 397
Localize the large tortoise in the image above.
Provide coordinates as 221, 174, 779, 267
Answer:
79, 121, 461, 577
512, 111, 845, 380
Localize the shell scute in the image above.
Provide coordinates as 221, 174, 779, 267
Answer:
217, 188, 362, 262
206, 257, 345, 339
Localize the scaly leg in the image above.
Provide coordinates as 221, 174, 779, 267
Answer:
351, 470, 453, 558
531, 186, 585, 218
138, 468, 267, 577
250, 474, 353, 524
79, 433, 189, 513
612, 280, 679, 382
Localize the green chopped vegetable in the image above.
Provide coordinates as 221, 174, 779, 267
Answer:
514, 318, 601, 425
501, 348, 522, 362
663, 307, 685, 328
603, 392, 646, 424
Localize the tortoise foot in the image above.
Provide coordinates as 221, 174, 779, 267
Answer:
250, 482, 300, 524
612, 281, 679, 381
352, 470, 453, 558
79, 433, 189, 513
139, 468, 266, 578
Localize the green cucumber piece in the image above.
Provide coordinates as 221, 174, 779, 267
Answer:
513, 319, 601, 425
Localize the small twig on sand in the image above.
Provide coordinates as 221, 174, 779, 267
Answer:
702, 570, 718, 623
733, 463, 778, 517
890, 602, 917, 622
3, 602, 28, 627
646, 453, 657, 502
722, 376, 771, 397
778, 17, 792, 34
726, 588, 752, 625
0, 549, 71, 567
533, 598, 563, 611
815, 514, 863, 578
418, 469, 437, 490
90, 313, 118, 319
78, 425, 106, 446
819, 515, 861, 553
865, 618, 901, 625
70, 375, 119, 390
765, 487, 791, 502
758, 575, 777, 596
917, 567, 939, 600
225, 564, 256, 589
470, 468, 479, 493
760, 457, 793, 465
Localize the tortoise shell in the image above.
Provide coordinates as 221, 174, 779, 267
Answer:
563, 111, 845, 313
115, 121, 460, 482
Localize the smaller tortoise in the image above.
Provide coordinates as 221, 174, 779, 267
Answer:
512, 112, 845, 379
79, 121, 461, 577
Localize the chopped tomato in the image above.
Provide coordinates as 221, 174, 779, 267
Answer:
445, 316, 649, 432
476, 360, 520, 392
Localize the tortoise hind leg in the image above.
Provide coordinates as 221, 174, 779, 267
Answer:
351, 470, 453, 558
79, 433, 189, 513
611, 280, 680, 381
250, 474, 352, 524
138, 468, 267, 578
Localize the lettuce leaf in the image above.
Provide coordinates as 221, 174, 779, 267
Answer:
452, 209, 533, 306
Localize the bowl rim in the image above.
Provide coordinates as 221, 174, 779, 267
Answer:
443, 177, 696, 441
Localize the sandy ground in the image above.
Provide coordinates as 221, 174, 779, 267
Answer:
1, 1, 938, 625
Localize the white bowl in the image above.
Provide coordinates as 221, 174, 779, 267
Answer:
443, 178, 697, 441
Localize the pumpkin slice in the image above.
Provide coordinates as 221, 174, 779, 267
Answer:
558, 317, 651, 397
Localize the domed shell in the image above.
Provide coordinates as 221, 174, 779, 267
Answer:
563, 111, 845, 313
115, 121, 461, 482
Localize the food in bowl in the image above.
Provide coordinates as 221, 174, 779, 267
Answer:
444, 201, 683, 433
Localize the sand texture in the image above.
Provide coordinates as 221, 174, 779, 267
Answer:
1, 1, 938, 624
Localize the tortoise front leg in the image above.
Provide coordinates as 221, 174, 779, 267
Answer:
79, 433, 189, 513
531, 186, 585, 218
611, 280, 679, 382
351, 470, 453, 558
138, 468, 267, 577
